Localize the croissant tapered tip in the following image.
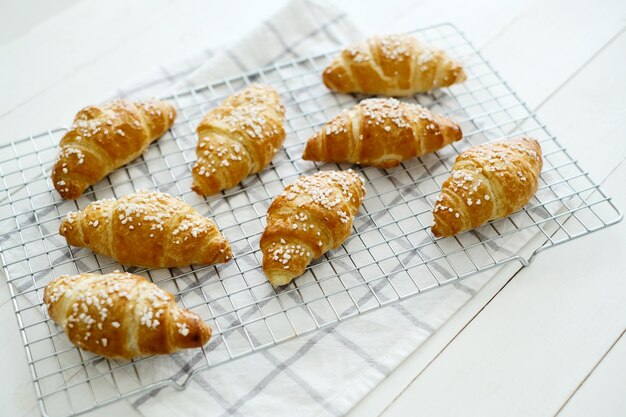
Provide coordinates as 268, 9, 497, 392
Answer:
58, 212, 80, 243
431, 223, 446, 238
190, 176, 220, 197
175, 310, 212, 349
190, 180, 203, 195
215, 241, 233, 264
321, 65, 335, 89
449, 123, 463, 143
266, 271, 301, 287
58, 220, 67, 236
261, 242, 311, 287
431, 209, 459, 238
301, 136, 320, 161
454, 66, 467, 84
51, 173, 86, 200
322, 61, 352, 93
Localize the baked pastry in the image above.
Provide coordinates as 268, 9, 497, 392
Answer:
260, 170, 365, 286
44, 272, 211, 359
59, 190, 232, 267
432, 137, 542, 237
52, 98, 176, 199
191, 84, 286, 195
302, 98, 462, 168
323, 34, 466, 96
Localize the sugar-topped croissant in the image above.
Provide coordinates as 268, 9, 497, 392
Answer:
323, 34, 466, 96
59, 190, 232, 267
52, 98, 176, 199
260, 170, 365, 286
44, 272, 211, 359
432, 137, 542, 237
303, 98, 462, 168
191, 84, 286, 196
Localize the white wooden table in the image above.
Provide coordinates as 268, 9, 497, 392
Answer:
1, 1, 625, 416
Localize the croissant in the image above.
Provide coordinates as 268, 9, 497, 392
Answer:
260, 170, 365, 286
44, 272, 211, 359
59, 190, 232, 268
432, 137, 543, 237
323, 34, 466, 96
191, 84, 286, 196
52, 98, 176, 199
302, 98, 462, 168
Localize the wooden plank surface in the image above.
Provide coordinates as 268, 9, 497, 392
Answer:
558, 330, 626, 417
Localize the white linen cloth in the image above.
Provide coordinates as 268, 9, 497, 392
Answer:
108, 1, 541, 416
0, 1, 548, 416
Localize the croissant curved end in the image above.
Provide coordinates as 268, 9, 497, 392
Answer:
58, 219, 68, 237
453, 66, 467, 85
321, 65, 336, 90
266, 270, 301, 287
214, 241, 233, 264
58, 212, 81, 244
260, 237, 315, 286
190, 170, 221, 196
431, 221, 448, 238
52, 174, 87, 200
172, 310, 212, 350
322, 62, 352, 93
190, 312, 213, 346
431, 205, 461, 238
301, 136, 321, 161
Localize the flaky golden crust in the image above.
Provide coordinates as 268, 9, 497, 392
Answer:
44, 272, 211, 359
191, 84, 286, 196
323, 34, 466, 96
52, 99, 176, 199
302, 98, 462, 168
431, 138, 542, 237
260, 170, 365, 286
59, 190, 232, 268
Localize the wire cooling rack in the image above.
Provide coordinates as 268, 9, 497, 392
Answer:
0, 24, 622, 417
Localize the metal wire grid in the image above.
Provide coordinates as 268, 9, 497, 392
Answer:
0, 23, 621, 417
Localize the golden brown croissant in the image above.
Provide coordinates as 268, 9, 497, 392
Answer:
59, 190, 232, 267
432, 137, 542, 237
52, 98, 176, 199
44, 272, 211, 359
191, 84, 286, 196
302, 98, 462, 168
260, 170, 365, 286
323, 34, 466, 96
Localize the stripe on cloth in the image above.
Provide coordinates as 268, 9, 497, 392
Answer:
264, 21, 298, 58
392, 304, 437, 334
260, 350, 343, 417
257, 13, 348, 67
215, 324, 338, 417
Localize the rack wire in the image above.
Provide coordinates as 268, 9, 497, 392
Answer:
0, 23, 621, 417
